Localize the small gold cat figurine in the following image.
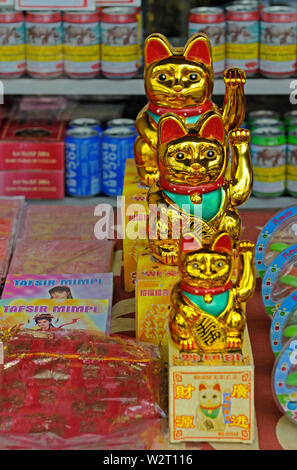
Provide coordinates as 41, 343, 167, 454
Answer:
169, 232, 255, 353
147, 111, 252, 265
134, 33, 246, 185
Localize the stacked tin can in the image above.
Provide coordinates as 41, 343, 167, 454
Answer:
260, 5, 297, 77
101, 7, 139, 79
0, 8, 25, 78
248, 110, 287, 197
64, 10, 101, 78
225, 3, 260, 76
65, 117, 136, 198
188, 7, 225, 77
25, 10, 63, 78
285, 111, 297, 197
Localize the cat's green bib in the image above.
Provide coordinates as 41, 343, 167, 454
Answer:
182, 289, 230, 317
164, 188, 223, 222
200, 406, 221, 420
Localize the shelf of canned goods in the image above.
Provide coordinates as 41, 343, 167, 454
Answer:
1, 78, 295, 96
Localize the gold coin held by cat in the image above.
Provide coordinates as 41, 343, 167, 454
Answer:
190, 193, 202, 204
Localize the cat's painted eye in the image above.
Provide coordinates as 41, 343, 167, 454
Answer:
176, 152, 185, 160
158, 73, 167, 82
206, 150, 215, 159
189, 73, 198, 81
193, 263, 198, 269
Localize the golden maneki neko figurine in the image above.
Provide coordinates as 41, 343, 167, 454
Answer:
169, 232, 256, 354
134, 32, 246, 186
147, 111, 253, 265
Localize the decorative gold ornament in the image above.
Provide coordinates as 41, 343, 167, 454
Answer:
147, 111, 252, 265
169, 232, 255, 354
134, 33, 246, 186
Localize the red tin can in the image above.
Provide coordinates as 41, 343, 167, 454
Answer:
260, 6, 297, 78
0, 8, 25, 78
101, 7, 138, 79
64, 10, 100, 79
25, 10, 63, 78
188, 7, 225, 77
226, 4, 259, 76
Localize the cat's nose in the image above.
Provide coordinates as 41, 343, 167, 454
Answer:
173, 85, 183, 92
191, 163, 202, 170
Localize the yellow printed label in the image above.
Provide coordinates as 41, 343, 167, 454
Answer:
260, 43, 297, 62
0, 44, 25, 61
101, 44, 138, 62
254, 165, 285, 182
26, 44, 63, 62
226, 42, 258, 59
64, 44, 100, 62
287, 164, 297, 181
212, 44, 225, 62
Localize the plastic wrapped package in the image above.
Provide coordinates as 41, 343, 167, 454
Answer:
8, 239, 115, 275
20, 204, 112, 241
0, 328, 166, 450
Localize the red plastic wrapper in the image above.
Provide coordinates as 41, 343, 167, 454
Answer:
0, 328, 166, 450
8, 239, 115, 274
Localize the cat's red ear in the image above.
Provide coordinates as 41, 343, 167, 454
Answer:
183, 34, 212, 67
213, 384, 221, 392
212, 233, 233, 255
199, 113, 225, 144
181, 233, 202, 253
144, 34, 173, 66
159, 114, 187, 145
199, 383, 207, 391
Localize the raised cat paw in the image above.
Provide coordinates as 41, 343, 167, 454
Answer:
228, 128, 250, 145
237, 240, 255, 254
145, 172, 159, 186
224, 67, 246, 87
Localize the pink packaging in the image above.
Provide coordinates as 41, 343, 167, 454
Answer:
2, 273, 114, 334
0, 170, 65, 199
8, 239, 115, 275
21, 204, 109, 240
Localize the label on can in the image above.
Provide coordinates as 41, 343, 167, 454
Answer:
260, 7, 297, 77
287, 130, 297, 195
65, 127, 101, 197
189, 21, 225, 76
26, 19, 63, 76
0, 21, 25, 75
226, 19, 259, 73
64, 20, 100, 77
102, 127, 136, 196
101, 11, 138, 78
251, 130, 286, 196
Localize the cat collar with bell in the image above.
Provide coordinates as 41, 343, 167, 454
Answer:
180, 280, 232, 297
159, 175, 225, 195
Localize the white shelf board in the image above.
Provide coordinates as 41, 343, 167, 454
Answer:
1, 77, 294, 96
28, 195, 297, 210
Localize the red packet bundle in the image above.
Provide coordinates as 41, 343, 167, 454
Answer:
21, 204, 111, 241
0, 328, 165, 450
8, 239, 115, 274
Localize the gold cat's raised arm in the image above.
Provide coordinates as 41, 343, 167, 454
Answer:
236, 240, 256, 302
228, 128, 253, 207
221, 68, 246, 133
